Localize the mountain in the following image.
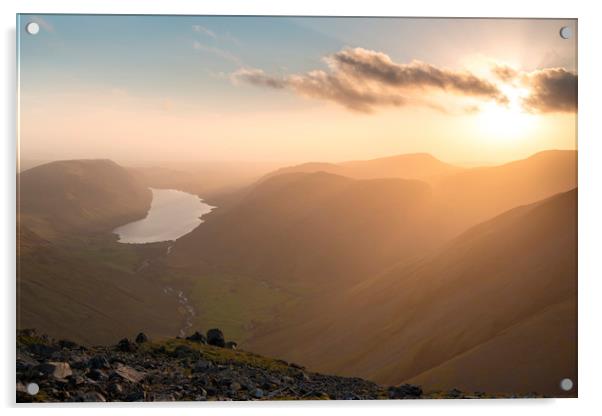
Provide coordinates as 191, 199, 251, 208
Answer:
16, 329, 534, 402
262, 153, 462, 182
169, 172, 448, 288
432, 150, 577, 232
246, 189, 577, 397
17, 159, 183, 345
19, 159, 152, 240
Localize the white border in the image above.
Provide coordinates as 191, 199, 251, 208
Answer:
2, 1, 601, 415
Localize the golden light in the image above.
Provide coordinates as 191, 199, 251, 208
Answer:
475, 85, 539, 141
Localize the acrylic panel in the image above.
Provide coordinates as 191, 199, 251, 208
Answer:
16, 14, 577, 402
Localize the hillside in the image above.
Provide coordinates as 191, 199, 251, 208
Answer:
18, 159, 152, 240
246, 189, 577, 397
262, 153, 462, 182
17, 160, 183, 345
432, 150, 577, 232
169, 172, 449, 287
16, 329, 532, 402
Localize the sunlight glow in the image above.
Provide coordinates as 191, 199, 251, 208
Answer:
475, 85, 539, 141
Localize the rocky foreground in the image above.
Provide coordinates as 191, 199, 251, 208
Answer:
16, 329, 533, 402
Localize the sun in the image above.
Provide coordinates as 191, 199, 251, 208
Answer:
475, 86, 539, 141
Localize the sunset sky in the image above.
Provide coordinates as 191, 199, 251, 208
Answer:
18, 15, 577, 166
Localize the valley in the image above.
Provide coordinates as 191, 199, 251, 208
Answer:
17, 150, 578, 397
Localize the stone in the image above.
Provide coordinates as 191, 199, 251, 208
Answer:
388, 384, 422, 399
88, 355, 110, 369
253, 388, 264, 399
135, 332, 149, 344
186, 331, 206, 344
58, 339, 78, 349
116, 338, 137, 352
114, 363, 146, 383
206, 328, 225, 347
36, 361, 73, 380
73, 391, 106, 402
192, 359, 212, 373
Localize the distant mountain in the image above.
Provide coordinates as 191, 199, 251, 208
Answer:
170, 171, 448, 287
247, 189, 577, 396
432, 150, 577, 233
262, 153, 463, 182
19, 159, 151, 240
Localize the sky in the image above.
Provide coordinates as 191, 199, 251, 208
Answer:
18, 15, 577, 166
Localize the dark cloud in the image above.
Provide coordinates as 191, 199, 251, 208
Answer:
330, 48, 508, 104
521, 68, 577, 113
231, 47, 508, 113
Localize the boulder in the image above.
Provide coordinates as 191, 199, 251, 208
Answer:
36, 361, 73, 380
116, 338, 137, 352
114, 363, 146, 383
58, 339, 78, 349
186, 331, 206, 344
135, 332, 149, 344
88, 355, 110, 369
206, 329, 225, 347
387, 384, 422, 399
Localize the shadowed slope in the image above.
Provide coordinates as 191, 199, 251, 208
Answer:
17, 159, 182, 345
170, 172, 447, 287
248, 189, 577, 396
19, 159, 152, 240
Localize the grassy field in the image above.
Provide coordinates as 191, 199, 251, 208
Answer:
184, 271, 304, 345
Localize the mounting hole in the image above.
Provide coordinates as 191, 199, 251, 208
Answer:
559, 26, 572, 40
560, 378, 574, 391
26, 22, 40, 35
26, 382, 39, 396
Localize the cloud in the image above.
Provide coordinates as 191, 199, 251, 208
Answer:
231, 68, 286, 89
192, 25, 216, 39
493, 65, 577, 113
231, 47, 508, 113
193, 41, 241, 65
329, 48, 508, 104
521, 68, 577, 113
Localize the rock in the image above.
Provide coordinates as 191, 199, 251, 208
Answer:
28, 343, 58, 359
116, 338, 137, 352
206, 329, 225, 347
253, 388, 264, 399
114, 363, 146, 383
125, 389, 146, 401
388, 384, 422, 399
172, 345, 196, 358
108, 382, 123, 394
447, 388, 462, 398
192, 359, 212, 373
186, 331, 206, 344
58, 339, 78, 349
73, 391, 106, 402
87, 368, 108, 381
230, 381, 241, 392
135, 332, 149, 344
36, 361, 73, 380
225, 341, 237, 350
16, 352, 39, 372
88, 355, 110, 369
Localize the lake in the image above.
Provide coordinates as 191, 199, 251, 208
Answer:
113, 188, 215, 244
